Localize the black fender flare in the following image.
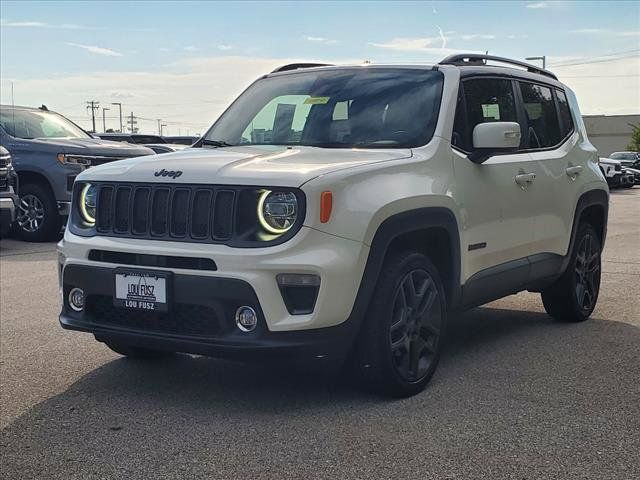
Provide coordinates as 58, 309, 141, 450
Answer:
560, 188, 609, 274
345, 207, 461, 336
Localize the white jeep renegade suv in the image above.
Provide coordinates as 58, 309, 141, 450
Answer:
58, 55, 609, 397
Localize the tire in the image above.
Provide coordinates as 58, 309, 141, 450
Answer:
16, 182, 62, 242
352, 251, 447, 397
104, 340, 172, 359
541, 223, 601, 322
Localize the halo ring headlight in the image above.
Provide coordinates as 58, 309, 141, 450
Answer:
79, 183, 96, 225
257, 190, 298, 235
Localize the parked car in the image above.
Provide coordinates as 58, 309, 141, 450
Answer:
163, 135, 199, 145
96, 133, 188, 154
599, 157, 625, 187
0, 145, 19, 237
609, 151, 640, 169
0, 105, 154, 241
58, 55, 608, 397
97, 133, 166, 145
621, 168, 637, 187
623, 166, 640, 185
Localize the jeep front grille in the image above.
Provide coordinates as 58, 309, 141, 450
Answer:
94, 183, 237, 242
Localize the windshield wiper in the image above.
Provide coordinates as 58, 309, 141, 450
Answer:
199, 139, 234, 147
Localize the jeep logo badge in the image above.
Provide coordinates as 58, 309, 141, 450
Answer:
154, 169, 183, 179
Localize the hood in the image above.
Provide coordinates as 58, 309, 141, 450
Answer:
13, 137, 154, 156
77, 145, 412, 186
599, 158, 621, 166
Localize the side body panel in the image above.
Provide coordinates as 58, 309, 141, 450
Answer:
527, 87, 605, 258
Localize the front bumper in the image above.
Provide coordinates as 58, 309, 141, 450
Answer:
60, 264, 357, 360
59, 226, 370, 358
0, 189, 18, 229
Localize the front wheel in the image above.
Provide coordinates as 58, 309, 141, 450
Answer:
541, 223, 601, 322
16, 182, 62, 242
352, 251, 447, 397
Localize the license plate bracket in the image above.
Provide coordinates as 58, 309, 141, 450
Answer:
113, 268, 172, 312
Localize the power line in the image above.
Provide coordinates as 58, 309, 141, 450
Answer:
549, 49, 640, 68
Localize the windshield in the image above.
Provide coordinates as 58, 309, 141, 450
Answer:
203, 68, 444, 149
0, 108, 90, 139
610, 152, 638, 160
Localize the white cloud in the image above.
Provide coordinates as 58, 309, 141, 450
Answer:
217, 44, 233, 51
65, 43, 123, 57
571, 28, 604, 34
304, 35, 338, 45
571, 28, 640, 37
184, 46, 199, 52
369, 37, 439, 51
460, 34, 496, 40
1, 21, 48, 27
1, 20, 93, 29
159, 47, 170, 53
526, 2, 549, 8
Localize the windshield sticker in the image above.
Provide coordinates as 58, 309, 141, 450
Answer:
304, 96, 330, 105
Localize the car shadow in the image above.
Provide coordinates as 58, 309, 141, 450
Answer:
2, 307, 639, 478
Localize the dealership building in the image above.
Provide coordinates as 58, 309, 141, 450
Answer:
583, 114, 640, 157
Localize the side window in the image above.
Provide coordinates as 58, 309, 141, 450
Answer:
519, 82, 562, 148
452, 78, 517, 152
555, 89, 574, 138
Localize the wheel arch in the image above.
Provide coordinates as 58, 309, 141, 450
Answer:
561, 188, 609, 274
348, 207, 462, 331
17, 169, 55, 194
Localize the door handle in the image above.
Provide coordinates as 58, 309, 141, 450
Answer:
514, 172, 536, 190
566, 165, 583, 180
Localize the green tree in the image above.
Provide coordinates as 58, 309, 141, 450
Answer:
628, 123, 640, 151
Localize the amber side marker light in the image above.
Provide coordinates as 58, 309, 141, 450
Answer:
320, 191, 333, 223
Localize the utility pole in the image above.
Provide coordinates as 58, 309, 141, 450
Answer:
157, 119, 162, 135
86, 100, 100, 132
525, 55, 546, 69
102, 107, 110, 132
127, 112, 138, 133
111, 102, 123, 132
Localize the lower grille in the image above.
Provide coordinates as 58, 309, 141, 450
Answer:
86, 295, 225, 338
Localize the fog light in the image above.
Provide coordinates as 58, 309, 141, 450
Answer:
235, 306, 258, 332
68, 287, 85, 312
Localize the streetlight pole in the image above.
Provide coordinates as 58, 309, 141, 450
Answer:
111, 102, 123, 132
102, 107, 110, 132
525, 55, 546, 69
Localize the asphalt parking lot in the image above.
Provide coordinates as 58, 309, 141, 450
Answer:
1, 188, 638, 480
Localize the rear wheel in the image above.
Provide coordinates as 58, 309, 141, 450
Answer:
353, 251, 447, 397
541, 223, 601, 322
16, 182, 61, 242
104, 341, 173, 359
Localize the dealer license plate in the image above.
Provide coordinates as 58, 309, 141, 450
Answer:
114, 269, 170, 312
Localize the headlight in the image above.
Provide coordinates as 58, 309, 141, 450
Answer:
257, 190, 298, 234
57, 154, 92, 167
79, 183, 96, 225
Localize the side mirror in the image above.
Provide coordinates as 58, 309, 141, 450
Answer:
469, 122, 521, 164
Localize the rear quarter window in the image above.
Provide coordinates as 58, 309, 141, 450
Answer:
555, 89, 574, 139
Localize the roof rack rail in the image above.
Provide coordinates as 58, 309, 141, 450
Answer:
271, 63, 333, 73
439, 54, 557, 80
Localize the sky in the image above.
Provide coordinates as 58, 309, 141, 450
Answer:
1, 0, 639, 135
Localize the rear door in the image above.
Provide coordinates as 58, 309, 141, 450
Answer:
451, 77, 536, 284
517, 82, 580, 260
